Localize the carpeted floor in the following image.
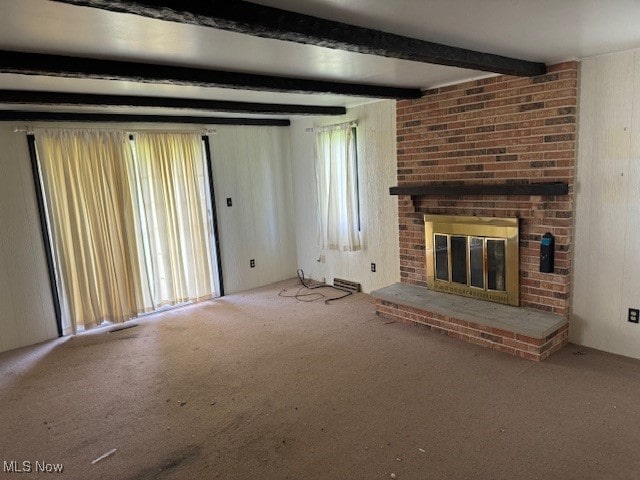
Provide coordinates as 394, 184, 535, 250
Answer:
1, 278, 639, 480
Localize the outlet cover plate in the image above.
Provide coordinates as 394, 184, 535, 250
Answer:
629, 308, 639, 323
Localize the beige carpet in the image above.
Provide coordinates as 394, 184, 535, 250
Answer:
1, 278, 639, 480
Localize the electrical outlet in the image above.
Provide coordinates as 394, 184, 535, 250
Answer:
371, 263, 376, 273
226, 198, 232, 207
250, 259, 255, 268
629, 308, 639, 323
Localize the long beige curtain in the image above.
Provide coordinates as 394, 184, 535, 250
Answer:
130, 133, 214, 310
314, 124, 361, 251
35, 130, 142, 333
36, 129, 215, 334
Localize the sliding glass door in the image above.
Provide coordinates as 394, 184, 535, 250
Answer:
34, 129, 220, 334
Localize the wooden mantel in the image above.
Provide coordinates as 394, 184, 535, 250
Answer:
389, 182, 569, 197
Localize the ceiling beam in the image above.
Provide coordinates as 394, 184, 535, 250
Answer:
0, 50, 421, 99
0, 90, 347, 116
51, 0, 546, 77
0, 110, 290, 126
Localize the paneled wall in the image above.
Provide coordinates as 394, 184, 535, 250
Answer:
289, 100, 400, 293
0, 126, 59, 352
573, 49, 640, 359
0, 122, 297, 353
210, 126, 297, 294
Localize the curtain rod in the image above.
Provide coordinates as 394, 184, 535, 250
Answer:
305, 120, 357, 133
11, 124, 34, 134
129, 129, 218, 135
13, 128, 34, 135
13, 127, 218, 135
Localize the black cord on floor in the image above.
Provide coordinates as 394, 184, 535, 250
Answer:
278, 287, 325, 303
278, 269, 353, 304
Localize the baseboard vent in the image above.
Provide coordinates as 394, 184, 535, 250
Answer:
333, 278, 361, 293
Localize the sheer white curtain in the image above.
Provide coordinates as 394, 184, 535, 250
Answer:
314, 124, 361, 251
35, 129, 142, 334
36, 129, 216, 333
130, 133, 215, 310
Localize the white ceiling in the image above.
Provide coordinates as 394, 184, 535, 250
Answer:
254, 0, 640, 63
0, 0, 639, 119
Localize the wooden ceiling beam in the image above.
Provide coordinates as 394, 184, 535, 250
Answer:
51, 0, 547, 77
0, 90, 347, 116
0, 50, 421, 99
0, 110, 291, 126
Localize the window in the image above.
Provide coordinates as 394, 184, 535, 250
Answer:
313, 123, 361, 251
34, 129, 218, 334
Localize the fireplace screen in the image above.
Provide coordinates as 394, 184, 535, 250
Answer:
425, 215, 519, 306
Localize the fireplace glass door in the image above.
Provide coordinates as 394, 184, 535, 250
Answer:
424, 215, 519, 306
433, 234, 506, 293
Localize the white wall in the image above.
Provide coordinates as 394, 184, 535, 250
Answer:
289, 100, 400, 293
210, 126, 297, 294
0, 125, 59, 352
572, 49, 640, 359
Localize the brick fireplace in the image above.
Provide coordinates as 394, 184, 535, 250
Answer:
373, 62, 578, 361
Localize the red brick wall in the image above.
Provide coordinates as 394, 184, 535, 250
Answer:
396, 62, 578, 316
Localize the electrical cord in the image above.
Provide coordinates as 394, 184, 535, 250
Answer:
278, 269, 353, 304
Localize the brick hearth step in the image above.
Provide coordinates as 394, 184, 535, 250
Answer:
371, 283, 568, 361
